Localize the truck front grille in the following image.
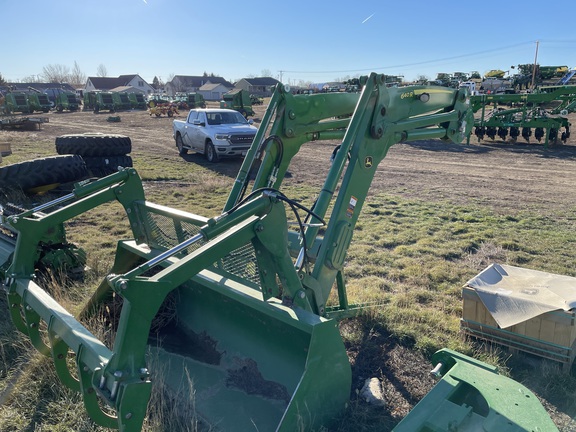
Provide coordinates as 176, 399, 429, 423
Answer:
230, 134, 255, 145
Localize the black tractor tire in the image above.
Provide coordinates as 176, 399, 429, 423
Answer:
56, 133, 132, 157
205, 141, 219, 163
0, 155, 88, 192
82, 155, 133, 178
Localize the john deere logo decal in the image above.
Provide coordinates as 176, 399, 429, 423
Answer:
365, 156, 373, 168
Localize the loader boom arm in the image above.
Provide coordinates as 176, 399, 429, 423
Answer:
1, 73, 556, 431
227, 74, 472, 315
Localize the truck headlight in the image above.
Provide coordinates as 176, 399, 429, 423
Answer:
215, 134, 229, 140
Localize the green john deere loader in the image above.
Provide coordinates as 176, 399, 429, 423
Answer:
0, 73, 558, 432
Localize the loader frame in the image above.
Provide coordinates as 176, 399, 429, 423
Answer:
0, 74, 558, 431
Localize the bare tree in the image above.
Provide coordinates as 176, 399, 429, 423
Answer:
69, 61, 87, 87
42, 64, 71, 83
96, 64, 108, 77
261, 69, 272, 78
0, 73, 6, 86
20, 75, 42, 83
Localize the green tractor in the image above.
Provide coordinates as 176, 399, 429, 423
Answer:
0, 75, 559, 432
83, 91, 116, 113
220, 88, 254, 117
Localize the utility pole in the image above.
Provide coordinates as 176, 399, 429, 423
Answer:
530, 40, 539, 91
278, 70, 284, 83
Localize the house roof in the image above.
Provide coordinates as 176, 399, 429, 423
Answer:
241, 77, 281, 86
172, 75, 233, 88
109, 85, 145, 93
88, 75, 148, 90
199, 83, 226, 91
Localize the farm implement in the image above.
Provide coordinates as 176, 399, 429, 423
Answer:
148, 102, 179, 117
0, 74, 558, 431
469, 85, 575, 147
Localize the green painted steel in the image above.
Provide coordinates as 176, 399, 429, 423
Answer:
469, 86, 575, 147
220, 88, 255, 116
393, 349, 559, 431
127, 92, 147, 110
0, 74, 557, 431
2, 92, 32, 114
54, 91, 80, 112
27, 93, 52, 113
83, 91, 116, 113
112, 92, 132, 111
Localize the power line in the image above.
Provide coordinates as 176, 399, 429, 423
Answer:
281, 41, 536, 75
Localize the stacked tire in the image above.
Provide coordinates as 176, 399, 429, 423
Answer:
0, 155, 89, 192
55, 133, 133, 178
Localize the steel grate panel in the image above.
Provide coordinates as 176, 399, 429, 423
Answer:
143, 211, 260, 285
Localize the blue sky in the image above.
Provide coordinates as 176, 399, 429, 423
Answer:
3, 0, 576, 85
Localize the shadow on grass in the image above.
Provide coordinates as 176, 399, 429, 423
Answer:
179, 152, 244, 179
334, 318, 435, 432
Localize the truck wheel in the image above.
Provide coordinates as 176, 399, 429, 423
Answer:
205, 141, 219, 163
0, 155, 88, 192
176, 134, 188, 155
56, 133, 132, 157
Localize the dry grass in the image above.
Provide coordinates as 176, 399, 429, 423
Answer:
3, 112, 576, 430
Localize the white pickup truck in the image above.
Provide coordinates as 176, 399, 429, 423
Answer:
172, 108, 258, 162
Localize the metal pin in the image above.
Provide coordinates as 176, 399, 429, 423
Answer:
430, 362, 443, 377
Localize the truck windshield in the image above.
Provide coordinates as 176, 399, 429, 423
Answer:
206, 111, 247, 125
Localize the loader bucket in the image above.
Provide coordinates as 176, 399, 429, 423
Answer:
100, 208, 352, 431
148, 272, 351, 431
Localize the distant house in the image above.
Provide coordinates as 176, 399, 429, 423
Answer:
85, 74, 154, 95
109, 85, 146, 94
198, 83, 231, 101
234, 77, 281, 97
165, 75, 233, 96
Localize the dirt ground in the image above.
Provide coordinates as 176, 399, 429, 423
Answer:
2, 102, 576, 430
27, 104, 576, 219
